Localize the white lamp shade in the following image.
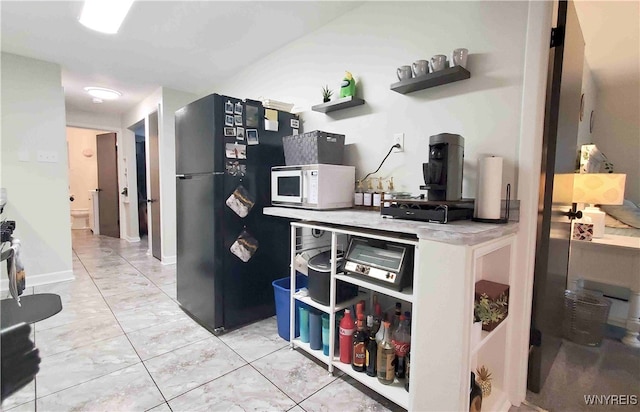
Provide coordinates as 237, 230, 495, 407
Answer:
573, 173, 626, 205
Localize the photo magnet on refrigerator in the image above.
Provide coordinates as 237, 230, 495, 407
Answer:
291, 119, 299, 128
246, 129, 259, 145
230, 230, 258, 262
225, 161, 246, 177
225, 100, 234, 114
234, 102, 243, 115
225, 185, 255, 218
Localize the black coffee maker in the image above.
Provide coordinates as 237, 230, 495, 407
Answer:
421, 133, 465, 201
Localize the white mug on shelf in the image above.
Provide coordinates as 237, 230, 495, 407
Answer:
452, 48, 469, 68
412, 60, 429, 77
397, 65, 413, 81
430, 54, 448, 72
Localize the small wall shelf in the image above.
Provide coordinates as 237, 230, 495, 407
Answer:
311, 96, 365, 113
390, 66, 470, 94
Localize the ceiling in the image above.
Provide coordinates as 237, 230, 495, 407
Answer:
1, 1, 637, 117
1, 1, 363, 115
574, 0, 640, 89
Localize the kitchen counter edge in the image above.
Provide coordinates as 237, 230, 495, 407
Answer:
263, 207, 518, 246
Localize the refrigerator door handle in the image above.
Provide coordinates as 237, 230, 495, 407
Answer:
177, 175, 192, 180
177, 172, 225, 179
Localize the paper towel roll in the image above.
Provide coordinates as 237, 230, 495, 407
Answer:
476, 156, 503, 220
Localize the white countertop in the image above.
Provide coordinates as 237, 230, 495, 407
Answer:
263, 207, 518, 246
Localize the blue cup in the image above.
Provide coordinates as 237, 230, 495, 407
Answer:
299, 306, 309, 343
322, 313, 330, 356
309, 310, 322, 350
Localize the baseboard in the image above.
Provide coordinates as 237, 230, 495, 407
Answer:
0, 270, 74, 292
126, 236, 141, 243
162, 255, 176, 265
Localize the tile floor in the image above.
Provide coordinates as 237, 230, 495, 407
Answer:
1, 230, 401, 412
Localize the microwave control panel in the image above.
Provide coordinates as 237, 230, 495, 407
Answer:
344, 261, 396, 284
305, 169, 318, 204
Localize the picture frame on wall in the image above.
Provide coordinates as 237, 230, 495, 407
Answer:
225, 115, 234, 126
225, 100, 234, 114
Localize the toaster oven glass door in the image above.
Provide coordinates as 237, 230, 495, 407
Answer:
347, 241, 405, 272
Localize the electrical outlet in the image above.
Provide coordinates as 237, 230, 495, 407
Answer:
36, 151, 58, 163
393, 133, 404, 153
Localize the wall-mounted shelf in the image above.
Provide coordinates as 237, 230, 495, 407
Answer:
390, 66, 470, 94
311, 96, 365, 113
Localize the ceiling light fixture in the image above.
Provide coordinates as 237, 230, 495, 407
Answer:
78, 0, 134, 34
84, 87, 122, 100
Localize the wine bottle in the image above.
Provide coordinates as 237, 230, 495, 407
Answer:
405, 351, 410, 392
365, 315, 378, 377
352, 314, 367, 372
377, 321, 395, 385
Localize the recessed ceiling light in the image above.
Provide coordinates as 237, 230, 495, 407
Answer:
84, 87, 122, 100
78, 0, 134, 34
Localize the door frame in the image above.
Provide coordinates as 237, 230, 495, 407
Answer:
65, 120, 136, 241
509, 0, 555, 405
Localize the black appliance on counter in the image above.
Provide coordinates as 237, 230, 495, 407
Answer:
343, 238, 413, 292
175, 93, 299, 333
307, 251, 359, 306
382, 132, 473, 224
420, 133, 465, 201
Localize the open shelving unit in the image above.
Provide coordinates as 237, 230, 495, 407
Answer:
390, 65, 470, 94
285, 218, 517, 411
311, 96, 365, 113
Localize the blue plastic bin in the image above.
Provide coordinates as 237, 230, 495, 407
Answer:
272, 274, 308, 341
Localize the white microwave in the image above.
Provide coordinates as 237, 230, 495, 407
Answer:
271, 164, 355, 210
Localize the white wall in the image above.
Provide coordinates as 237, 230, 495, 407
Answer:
216, 1, 529, 199
66, 127, 103, 211
120, 87, 197, 262
577, 60, 598, 148
591, 82, 640, 204
1, 53, 73, 287
158, 88, 198, 263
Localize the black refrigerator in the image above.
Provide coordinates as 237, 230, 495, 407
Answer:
175, 93, 299, 333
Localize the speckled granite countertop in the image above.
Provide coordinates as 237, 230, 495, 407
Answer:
263, 207, 518, 246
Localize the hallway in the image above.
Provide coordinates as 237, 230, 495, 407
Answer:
2, 231, 396, 411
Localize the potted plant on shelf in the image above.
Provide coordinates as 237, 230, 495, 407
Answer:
476, 365, 492, 398
321, 85, 333, 103
474, 292, 508, 331
474, 280, 509, 331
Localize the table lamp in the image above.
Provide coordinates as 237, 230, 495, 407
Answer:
573, 173, 626, 238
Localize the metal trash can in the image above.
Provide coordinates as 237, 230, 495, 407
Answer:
563, 289, 611, 346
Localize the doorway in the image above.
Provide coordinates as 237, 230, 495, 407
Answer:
133, 122, 148, 237
66, 127, 119, 238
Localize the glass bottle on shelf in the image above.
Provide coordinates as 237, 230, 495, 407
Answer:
392, 314, 410, 379
372, 294, 382, 335
339, 309, 355, 364
372, 178, 383, 211
363, 179, 373, 208
352, 314, 367, 372
377, 321, 395, 385
405, 351, 410, 392
383, 177, 395, 208
391, 302, 402, 330
354, 180, 364, 208
365, 315, 378, 377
